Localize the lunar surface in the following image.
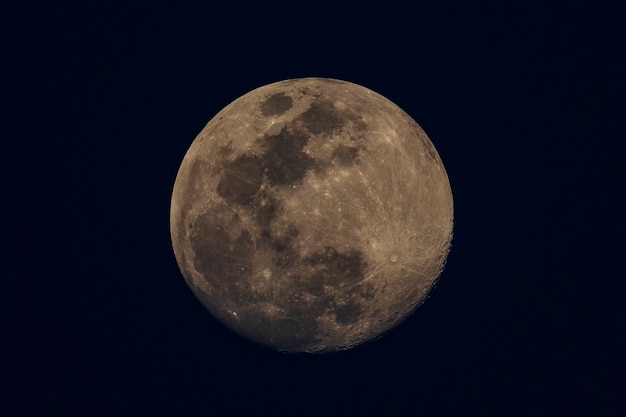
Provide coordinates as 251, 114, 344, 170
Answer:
170, 78, 453, 353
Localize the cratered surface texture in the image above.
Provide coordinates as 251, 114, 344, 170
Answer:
170, 78, 453, 353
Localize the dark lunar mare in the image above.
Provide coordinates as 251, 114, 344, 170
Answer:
193, 96, 373, 351
216, 155, 264, 205
262, 127, 314, 186
226, 243, 368, 352
260, 92, 293, 116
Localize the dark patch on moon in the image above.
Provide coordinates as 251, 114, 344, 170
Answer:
272, 226, 300, 267
216, 155, 264, 205
294, 271, 327, 297
298, 100, 346, 135
194, 128, 398, 352
190, 212, 253, 294
332, 144, 360, 165
246, 313, 323, 352
253, 191, 279, 230
335, 303, 364, 325
216, 125, 315, 207
262, 127, 315, 186
222, 239, 369, 352
306, 246, 367, 287
218, 143, 234, 158
260, 93, 293, 116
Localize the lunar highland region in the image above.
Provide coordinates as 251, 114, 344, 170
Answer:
170, 78, 453, 353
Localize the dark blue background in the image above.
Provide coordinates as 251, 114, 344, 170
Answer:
3, 1, 625, 415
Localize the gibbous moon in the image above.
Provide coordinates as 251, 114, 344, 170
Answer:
170, 78, 453, 353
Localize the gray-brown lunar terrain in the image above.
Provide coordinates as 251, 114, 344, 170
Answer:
170, 78, 453, 353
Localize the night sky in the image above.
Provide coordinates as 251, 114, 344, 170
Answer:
3, 1, 625, 416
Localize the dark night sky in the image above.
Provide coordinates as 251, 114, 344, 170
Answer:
3, 1, 625, 416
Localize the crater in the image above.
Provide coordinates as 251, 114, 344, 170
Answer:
260, 92, 293, 117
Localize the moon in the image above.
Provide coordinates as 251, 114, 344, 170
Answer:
170, 78, 453, 353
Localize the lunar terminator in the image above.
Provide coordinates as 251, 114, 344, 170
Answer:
170, 78, 453, 353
